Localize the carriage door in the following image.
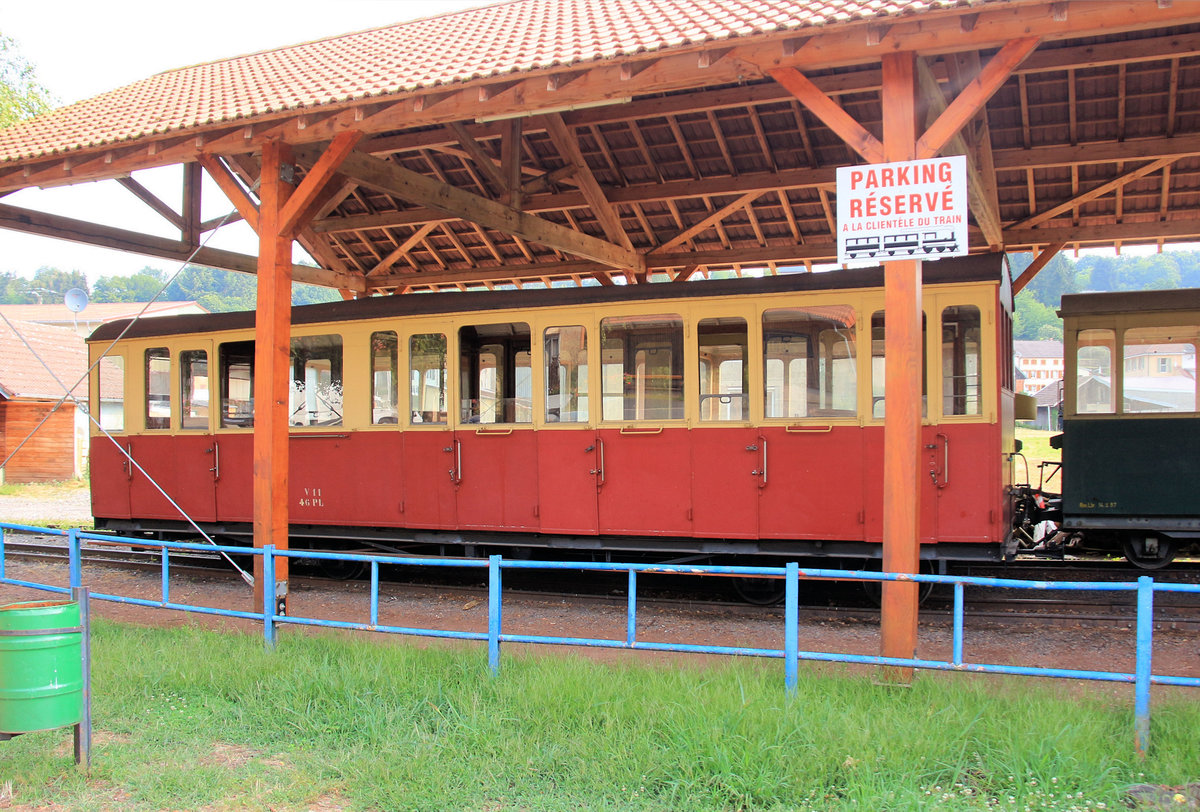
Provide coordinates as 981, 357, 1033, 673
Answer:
595, 314, 693, 537
129, 343, 218, 523
401, 332, 458, 529
691, 316, 760, 539
930, 303, 992, 542
538, 325, 600, 535
756, 305, 864, 542
454, 322, 539, 531
89, 351, 131, 520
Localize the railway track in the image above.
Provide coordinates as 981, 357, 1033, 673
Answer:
5, 536, 1200, 629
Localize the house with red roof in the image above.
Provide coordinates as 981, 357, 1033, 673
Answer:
0, 318, 89, 483
0, 301, 208, 338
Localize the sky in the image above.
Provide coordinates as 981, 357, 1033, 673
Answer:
0, 0, 484, 284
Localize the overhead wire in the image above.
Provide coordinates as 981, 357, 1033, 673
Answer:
0, 174, 261, 585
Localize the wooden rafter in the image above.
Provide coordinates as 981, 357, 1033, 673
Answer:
915, 37, 1040, 159
117, 176, 184, 230
1008, 157, 1176, 231
278, 130, 363, 236
915, 57, 1003, 249
0, 201, 361, 290
197, 154, 260, 232
328, 148, 645, 274
768, 67, 884, 163
1012, 242, 1066, 294
542, 113, 632, 251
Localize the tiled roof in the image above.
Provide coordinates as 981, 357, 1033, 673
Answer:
1013, 340, 1063, 359
0, 319, 87, 401
0, 0, 958, 163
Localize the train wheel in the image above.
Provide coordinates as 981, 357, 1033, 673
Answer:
860, 561, 937, 606
1122, 535, 1177, 570
730, 576, 786, 606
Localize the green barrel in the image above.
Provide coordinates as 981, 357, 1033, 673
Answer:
0, 600, 83, 734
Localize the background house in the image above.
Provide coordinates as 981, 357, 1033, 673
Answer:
1013, 340, 1064, 395
0, 318, 88, 483
0, 301, 208, 338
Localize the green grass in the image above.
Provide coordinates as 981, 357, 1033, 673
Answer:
0, 477, 88, 498
3, 621, 1197, 810
1015, 427, 1062, 488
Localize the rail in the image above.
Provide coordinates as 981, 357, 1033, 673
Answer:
2, 521, 1198, 757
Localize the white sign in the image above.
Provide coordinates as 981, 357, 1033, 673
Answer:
836, 155, 968, 264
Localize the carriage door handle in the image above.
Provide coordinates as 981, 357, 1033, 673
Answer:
925, 433, 949, 488
123, 442, 133, 479
750, 437, 767, 487
206, 442, 220, 480
443, 440, 462, 483
588, 439, 605, 486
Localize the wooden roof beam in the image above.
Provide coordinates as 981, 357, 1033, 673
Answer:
768, 67, 884, 163
1012, 242, 1066, 294
198, 154, 261, 232
542, 113, 633, 251
916, 37, 1040, 159
279, 130, 363, 236
332, 147, 644, 274
915, 57, 1003, 249
116, 176, 184, 231
0, 201, 362, 290
1008, 157, 1177, 231
650, 193, 760, 254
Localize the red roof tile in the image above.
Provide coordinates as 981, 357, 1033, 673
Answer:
0, 0, 955, 163
0, 319, 88, 401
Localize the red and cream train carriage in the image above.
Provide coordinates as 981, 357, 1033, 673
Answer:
87, 254, 1015, 567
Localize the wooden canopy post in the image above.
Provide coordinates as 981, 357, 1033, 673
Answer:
879, 52, 922, 681
253, 139, 296, 614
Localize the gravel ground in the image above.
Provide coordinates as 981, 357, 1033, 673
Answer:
0, 487, 92, 526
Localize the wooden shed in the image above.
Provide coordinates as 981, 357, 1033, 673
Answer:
0, 319, 88, 483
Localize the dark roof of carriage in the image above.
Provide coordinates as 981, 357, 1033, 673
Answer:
88, 254, 1002, 342
1059, 288, 1200, 319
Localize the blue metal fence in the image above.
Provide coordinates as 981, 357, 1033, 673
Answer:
2, 520, 1198, 756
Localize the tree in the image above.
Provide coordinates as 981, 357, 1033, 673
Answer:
0, 32, 54, 129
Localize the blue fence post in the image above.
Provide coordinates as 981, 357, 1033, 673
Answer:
0, 524, 6, 580
68, 527, 82, 589
488, 554, 502, 676
370, 560, 379, 628
1134, 575, 1154, 757
263, 545, 276, 649
953, 581, 965, 667
626, 569, 637, 647
161, 545, 170, 605
785, 562, 799, 695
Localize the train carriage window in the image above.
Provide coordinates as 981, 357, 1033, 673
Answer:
371, 331, 399, 425
1121, 326, 1199, 414
544, 326, 588, 423
180, 350, 209, 430
98, 355, 124, 431
763, 306, 857, 419
460, 323, 531, 424
601, 315, 684, 421
941, 306, 982, 416
1076, 329, 1114, 414
290, 335, 343, 427
144, 348, 170, 430
219, 341, 254, 428
698, 318, 747, 421
410, 334, 448, 424
870, 311, 927, 419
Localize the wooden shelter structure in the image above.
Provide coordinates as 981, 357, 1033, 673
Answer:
4, 0, 1200, 670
